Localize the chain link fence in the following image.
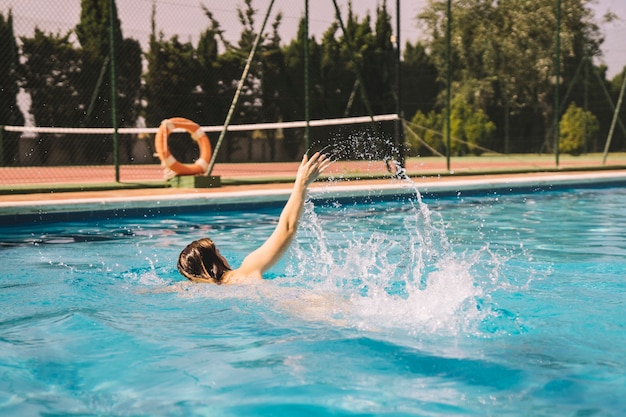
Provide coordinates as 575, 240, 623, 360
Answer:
0, 0, 625, 186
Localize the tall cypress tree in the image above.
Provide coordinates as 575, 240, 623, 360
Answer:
0, 11, 24, 165
20, 29, 82, 163
282, 17, 322, 158
402, 41, 440, 119
74, 0, 141, 162
197, 7, 223, 126
260, 11, 286, 160
75, 0, 120, 129
144, 3, 200, 129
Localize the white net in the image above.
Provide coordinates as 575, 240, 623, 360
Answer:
0, 114, 399, 186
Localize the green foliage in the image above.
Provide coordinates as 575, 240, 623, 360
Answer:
74, 0, 117, 129
0, 10, 22, 125
20, 29, 86, 164
559, 102, 599, 155
450, 94, 496, 155
0, 10, 24, 165
402, 41, 439, 119
75, 0, 121, 62
18, 0, 141, 163
407, 110, 443, 156
10, 0, 617, 165
407, 95, 495, 157
20, 29, 82, 127
144, 33, 200, 128
419, 0, 604, 153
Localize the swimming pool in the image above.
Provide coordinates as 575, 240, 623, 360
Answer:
1, 179, 625, 416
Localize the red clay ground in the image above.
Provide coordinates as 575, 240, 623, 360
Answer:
2, 153, 626, 187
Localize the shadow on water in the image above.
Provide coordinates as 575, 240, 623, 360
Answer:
336, 337, 524, 390
0, 228, 135, 247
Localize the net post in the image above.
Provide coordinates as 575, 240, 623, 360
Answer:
554, 0, 561, 168
304, 0, 310, 151
394, 0, 404, 165
445, 0, 452, 171
0, 126, 4, 167
109, 0, 119, 182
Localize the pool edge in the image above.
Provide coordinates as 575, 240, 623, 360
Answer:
1, 170, 625, 225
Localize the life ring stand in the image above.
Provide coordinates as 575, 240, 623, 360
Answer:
155, 117, 212, 177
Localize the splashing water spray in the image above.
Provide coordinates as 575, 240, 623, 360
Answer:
287, 132, 516, 337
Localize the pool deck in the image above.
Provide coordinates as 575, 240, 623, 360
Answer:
1, 161, 626, 224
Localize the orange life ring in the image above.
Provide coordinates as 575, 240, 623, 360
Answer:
154, 117, 212, 176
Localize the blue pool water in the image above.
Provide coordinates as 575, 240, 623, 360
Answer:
1, 182, 625, 416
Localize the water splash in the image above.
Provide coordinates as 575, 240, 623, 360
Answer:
286, 169, 518, 337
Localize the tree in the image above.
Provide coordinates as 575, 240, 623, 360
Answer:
144, 2, 201, 127
217, 0, 263, 126
363, 0, 396, 116
408, 109, 444, 156
260, 11, 286, 160
283, 17, 323, 121
20, 29, 83, 163
282, 17, 323, 158
196, 8, 222, 127
75, 0, 119, 129
606, 67, 626, 151
402, 41, 440, 121
450, 94, 496, 155
407, 93, 494, 157
559, 102, 598, 155
20, 30, 82, 126
418, 0, 603, 153
0, 10, 24, 165
319, 20, 349, 118
312, 3, 401, 158
75, 0, 142, 162
144, 8, 202, 164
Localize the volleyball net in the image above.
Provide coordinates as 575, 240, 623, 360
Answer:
0, 114, 399, 186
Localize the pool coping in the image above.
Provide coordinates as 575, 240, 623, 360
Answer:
1, 170, 625, 225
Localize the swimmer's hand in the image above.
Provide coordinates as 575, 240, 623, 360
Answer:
296, 152, 333, 187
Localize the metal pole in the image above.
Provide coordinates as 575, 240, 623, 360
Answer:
0, 126, 4, 166
84, 56, 109, 127
504, 100, 510, 154
304, 0, 310, 151
554, 0, 561, 167
109, 0, 119, 182
445, 0, 451, 171
395, 0, 404, 165
583, 54, 589, 153
602, 68, 626, 164
207, 0, 276, 175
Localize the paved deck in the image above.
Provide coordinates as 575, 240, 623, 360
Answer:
1, 168, 625, 209
2, 153, 626, 188
0, 154, 625, 222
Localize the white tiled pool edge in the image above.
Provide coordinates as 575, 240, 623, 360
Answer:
1, 171, 625, 218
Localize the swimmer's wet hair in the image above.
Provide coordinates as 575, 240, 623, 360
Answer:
177, 238, 231, 284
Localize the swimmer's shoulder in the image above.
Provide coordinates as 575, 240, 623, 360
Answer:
222, 269, 263, 285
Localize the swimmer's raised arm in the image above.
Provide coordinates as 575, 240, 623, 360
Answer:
231, 152, 331, 281
177, 152, 331, 284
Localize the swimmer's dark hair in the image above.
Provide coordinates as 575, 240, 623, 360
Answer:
177, 238, 231, 284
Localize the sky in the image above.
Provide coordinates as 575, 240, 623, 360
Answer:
2, 0, 626, 78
